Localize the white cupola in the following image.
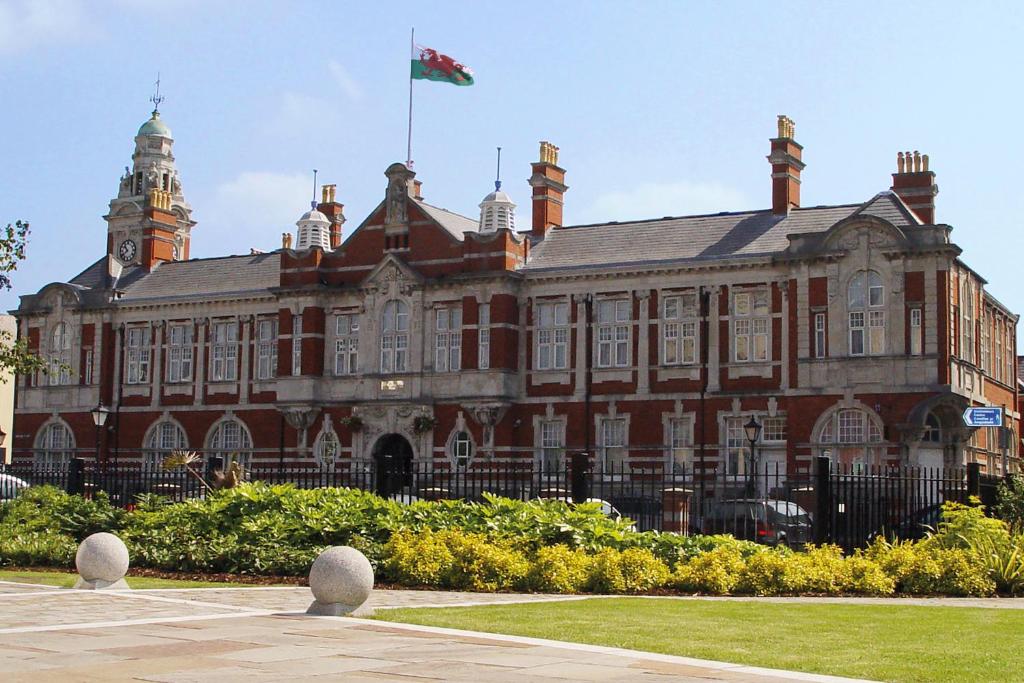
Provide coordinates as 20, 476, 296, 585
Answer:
478, 147, 515, 233
295, 202, 331, 250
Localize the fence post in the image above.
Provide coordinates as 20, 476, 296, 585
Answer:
67, 457, 85, 496
570, 451, 590, 504
814, 455, 831, 545
967, 462, 981, 501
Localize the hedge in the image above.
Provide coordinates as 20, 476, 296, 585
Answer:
1, 484, 1021, 596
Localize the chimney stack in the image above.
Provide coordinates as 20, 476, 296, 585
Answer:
767, 115, 804, 215
529, 141, 568, 237
891, 150, 938, 224
316, 183, 346, 249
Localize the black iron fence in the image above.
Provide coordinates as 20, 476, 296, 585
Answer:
0, 454, 1011, 551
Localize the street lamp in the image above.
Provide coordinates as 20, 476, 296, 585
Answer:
90, 404, 110, 465
744, 415, 762, 496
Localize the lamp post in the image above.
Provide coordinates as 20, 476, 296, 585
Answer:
90, 404, 111, 466
744, 415, 762, 497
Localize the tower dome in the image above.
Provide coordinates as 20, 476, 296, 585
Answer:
295, 203, 331, 250
478, 183, 516, 233
138, 110, 172, 138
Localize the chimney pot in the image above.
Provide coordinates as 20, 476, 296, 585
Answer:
891, 149, 938, 223
768, 114, 804, 215
530, 140, 568, 237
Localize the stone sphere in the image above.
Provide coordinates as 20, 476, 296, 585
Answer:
75, 532, 130, 583
309, 546, 374, 608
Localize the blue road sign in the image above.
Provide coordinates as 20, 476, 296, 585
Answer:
963, 407, 1003, 427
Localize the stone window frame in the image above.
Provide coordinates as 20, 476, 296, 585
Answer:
34, 417, 76, 468
142, 416, 188, 469
731, 287, 770, 363
594, 297, 631, 369
204, 414, 253, 469
434, 306, 463, 373
380, 299, 411, 374
660, 290, 698, 366
166, 323, 194, 384
534, 300, 570, 371
847, 270, 885, 357
533, 409, 567, 472
209, 319, 239, 382
124, 324, 152, 385
313, 416, 340, 470
333, 312, 359, 376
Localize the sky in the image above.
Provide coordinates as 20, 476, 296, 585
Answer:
2, 1, 1024, 339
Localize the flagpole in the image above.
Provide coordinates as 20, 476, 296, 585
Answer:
406, 27, 414, 168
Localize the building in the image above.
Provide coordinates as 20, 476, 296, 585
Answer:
11, 110, 1020, 479
0, 315, 14, 463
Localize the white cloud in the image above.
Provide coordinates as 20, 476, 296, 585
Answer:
201, 171, 312, 247
328, 59, 362, 101
581, 180, 748, 224
0, 0, 95, 54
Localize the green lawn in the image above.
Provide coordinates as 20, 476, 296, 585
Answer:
0, 569, 262, 589
375, 598, 1024, 683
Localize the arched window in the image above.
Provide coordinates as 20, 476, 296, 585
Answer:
848, 271, 884, 356
922, 413, 942, 443
206, 417, 253, 468
815, 407, 884, 471
380, 300, 410, 373
449, 431, 473, 469
143, 420, 188, 469
314, 419, 340, 470
961, 281, 975, 364
49, 322, 72, 385
34, 421, 75, 468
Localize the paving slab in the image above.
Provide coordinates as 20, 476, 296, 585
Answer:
0, 584, 876, 682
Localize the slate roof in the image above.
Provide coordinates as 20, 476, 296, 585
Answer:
414, 199, 479, 239
523, 192, 918, 273
97, 253, 281, 302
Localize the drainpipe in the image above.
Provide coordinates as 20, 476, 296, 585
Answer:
699, 287, 710, 514
583, 294, 593, 458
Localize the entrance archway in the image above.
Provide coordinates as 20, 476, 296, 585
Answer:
372, 433, 414, 495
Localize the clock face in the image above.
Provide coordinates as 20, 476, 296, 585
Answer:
118, 239, 137, 262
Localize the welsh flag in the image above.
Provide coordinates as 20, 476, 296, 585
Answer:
411, 44, 474, 86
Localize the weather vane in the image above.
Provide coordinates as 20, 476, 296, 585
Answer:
150, 72, 164, 114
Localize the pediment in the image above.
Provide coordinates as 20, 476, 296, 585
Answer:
360, 253, 423, 295
821, 215, 908, 252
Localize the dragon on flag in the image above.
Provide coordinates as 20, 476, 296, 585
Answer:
411, 45, 474, 86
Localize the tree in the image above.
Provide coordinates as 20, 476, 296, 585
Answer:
0, 221, 47, 378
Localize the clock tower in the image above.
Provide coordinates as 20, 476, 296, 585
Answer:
105, 98, 194, 270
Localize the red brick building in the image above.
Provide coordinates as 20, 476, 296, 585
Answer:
13, 112, 1021, 479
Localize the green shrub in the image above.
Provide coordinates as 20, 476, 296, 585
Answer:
617, 548, 671, 593
735, 549, 789, 595
901, 547, 995, 597
864, 536, 918, 584
0, 486, 126, 540
382, 530, 454, 586
0, 531, 77, 567
994, 475, 1024, 532
441, 531, 531, 592
528, 545, 593, 593
842, 555, 895, 596
786, 544, 848, 594
672, 546, 745, 595
926, 500, 1010, 552
960, 533, 1024, 596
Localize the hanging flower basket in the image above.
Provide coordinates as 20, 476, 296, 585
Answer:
340, 415, 364, 432
413, 416, 437, 434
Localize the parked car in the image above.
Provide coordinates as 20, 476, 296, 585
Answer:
872, 502, 944, 542
535, 494, 625, 522
0, 473, 28, 502
703, 498, 813, 547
